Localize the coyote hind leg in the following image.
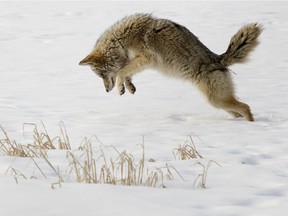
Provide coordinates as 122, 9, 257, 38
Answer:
216, 97, 254, 121
197, 70, 254, 121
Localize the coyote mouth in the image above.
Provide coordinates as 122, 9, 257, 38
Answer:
105, 76, 116, 93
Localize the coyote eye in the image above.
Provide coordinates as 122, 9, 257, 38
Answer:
98, 71, 106, 79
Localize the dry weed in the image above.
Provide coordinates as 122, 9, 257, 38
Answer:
0, 122, 71, 158
173, 135, 203, 160
0, 126, 30, 157
6, 166, 27, 184
66, 140, 177, 187
1, 123, 218, 189
1, 122, 68, 184
193, 160, 221, 189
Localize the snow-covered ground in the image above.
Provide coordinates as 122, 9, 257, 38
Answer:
1, 1, 288, 216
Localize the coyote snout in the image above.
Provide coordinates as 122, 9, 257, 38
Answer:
102, 74, 116, 93
79, 13, 262, 121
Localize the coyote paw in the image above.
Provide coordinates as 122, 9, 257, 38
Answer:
126, 83, 136, 94
125, 77, 136, 94
118, 83, 125, 95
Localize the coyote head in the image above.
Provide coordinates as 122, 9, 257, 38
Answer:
79, 50, 124, 92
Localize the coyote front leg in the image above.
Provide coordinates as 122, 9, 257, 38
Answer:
117, 55, 150, 95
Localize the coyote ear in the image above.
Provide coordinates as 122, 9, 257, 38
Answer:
79, 54, 95, 66
79, 52, 102, 65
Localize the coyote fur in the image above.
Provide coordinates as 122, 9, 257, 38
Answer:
79, 14, 262, 121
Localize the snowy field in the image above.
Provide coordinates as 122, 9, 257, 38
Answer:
1, 1, 288, 216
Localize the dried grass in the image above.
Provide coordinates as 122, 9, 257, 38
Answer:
173, 135, 203, 160
66, 141, 169, 187
1, 122, 68, 184
0, 121, 71, 158
1, 123, 218, 189
0, 126, 30, 157
193, 160, 221, 189
6, 166, 27, 184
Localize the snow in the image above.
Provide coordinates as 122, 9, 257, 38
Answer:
1, 1, 288, 216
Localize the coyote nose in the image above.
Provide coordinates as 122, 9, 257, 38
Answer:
106, 88, 109, 92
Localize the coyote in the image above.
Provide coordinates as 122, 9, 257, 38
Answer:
79, 14, 262, 121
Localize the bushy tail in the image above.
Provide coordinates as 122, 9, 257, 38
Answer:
220, 23, 263, 67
